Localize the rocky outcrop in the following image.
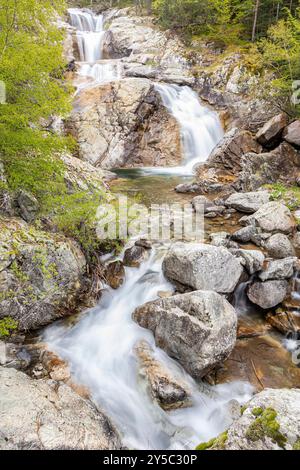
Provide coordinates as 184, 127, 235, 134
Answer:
162, 242, 243, 294
247, 280, 288, 309
0, 217, 87, 330
134, 340, 192, 411
283, 120, 300, 147
225, 191, 269, 214
195, 129, 261, 192
241, 202, 296, 234
0, 366, 121, 450
133, 290, 237, 379
67, 78, 181, 169
256, 113, 288, 148
198, 388, 300, 450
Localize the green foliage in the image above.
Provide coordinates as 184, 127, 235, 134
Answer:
196, 431, 228, 450
0, 317, 18, 337
245, 407, 287, 448
265, 183, 300, 210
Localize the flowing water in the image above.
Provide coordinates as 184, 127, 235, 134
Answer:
45, 8, 254, 450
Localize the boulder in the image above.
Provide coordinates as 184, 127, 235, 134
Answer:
265, 233, 295, 259
247, 280, 288, 309
236, 143, 300, 191
231, 226, 257, 244
232, 249, 265, 275
256, 113, 288, 148
123, 244, 149, 268
225, 191, 270, 214
133, 290, 237, 379
283, 120, 300, 147
0, 366, 121, 450
195, 128, 262, 191
259, 258, 297, 281
61, 153, 108, 193
241, 202, 295, 234
16, 190, 39, 223
162, 242, 243, 294
0, 217, 87, 331
134, 340, 192, 411
105, 260, 125, 289
198, 388, 300, 450
67, 78, 182, 169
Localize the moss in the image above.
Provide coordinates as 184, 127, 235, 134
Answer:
246, 407, 287, 449
10, 260, 29, 283
0, 317, 18, 337
241, 405, 247, 415
196, 431, 228, 451
293, 439, 300, 450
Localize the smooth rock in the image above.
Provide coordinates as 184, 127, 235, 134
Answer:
105, 260, 125, 289
133, 290, 237, 379
247, 280, 288, 309
162, 242, 243, 294
265, 233, 295, 259
283, 120, 300, 147
123, 244, 149, 267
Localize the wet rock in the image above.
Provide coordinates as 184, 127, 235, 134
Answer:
133, 290, 237, 379
213, 388, 300, 450
105, 260, 125, 289
241, 202, 295, 234
134, 340, 192, 411
266, 309, 300, 334
175, 183, 200, 193
162, 242, 243, 294
123, 244, 149, 268
256, 113, 288, 148
135, 238, 152, 250
236, 143, 300, 191
232, 249, 265, 275
195, 128, 262, 191
247, 280, 288, 309
67, 78, 182, 169
0, 366, 121, 450
0, 217, 87, 331
265, 233, 295, 259
259, 257, 297, 281
225, 191, 270, 214
16, 190, 39, 223
283, 120, 300, 147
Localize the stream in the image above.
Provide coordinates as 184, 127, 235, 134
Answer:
44, 8, 254, 450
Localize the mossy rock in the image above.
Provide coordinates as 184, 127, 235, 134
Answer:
196, 431, 228, 451
246, 407, 287, 449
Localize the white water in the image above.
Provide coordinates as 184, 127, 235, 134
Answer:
154, 84, 224, 175
45, 244, 252, 450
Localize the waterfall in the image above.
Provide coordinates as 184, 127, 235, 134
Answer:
155, 84, 224, 174
45, 244, 252, 450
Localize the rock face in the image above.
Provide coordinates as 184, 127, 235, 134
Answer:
0, 366, 121, 450
134, 340, 192, 411
283, 120, 300, 147
247, 280, 288, 309
67, 78, 182, 169
163, 243, 243, 294
204, 388, 300, 450
256, 113, 288, 148
241, 202, 295, 234
0, 217, 87, 330
265, 233, 296, 259
133, 290, 237, 379
225, 191, 269, 214
195, 129, 261, 192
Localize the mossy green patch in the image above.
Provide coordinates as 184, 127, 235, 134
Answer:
0, 317, 18, 337
293, 439, 300, 450
196, 431, 228, 451
246, 407, 287, 449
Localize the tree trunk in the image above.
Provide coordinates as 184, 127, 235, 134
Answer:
252, 0, 260, 42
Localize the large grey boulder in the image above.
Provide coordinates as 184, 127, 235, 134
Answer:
283, 120, 300, 147
0, 217, 87, 330
133, 290, 237, 379
225, 191, 270, 214
247, 280, 288, 309
256, 113, 288, 148
0, 366, 121, 450
259, 257, 297, 281
241, 202, 295, 234
265, 233, 295, 259
162, 242, 243, 294
198, 388, 300, 450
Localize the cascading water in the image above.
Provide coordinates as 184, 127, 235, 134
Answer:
154, 84, 224, 175
45, 244, 252, 450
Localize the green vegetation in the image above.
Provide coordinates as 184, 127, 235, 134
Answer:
265, 182, 300, 210
245, 407, 287, 448
196, 431, 228, 450
293, 438, 300, 450
0, 317, 18, 338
